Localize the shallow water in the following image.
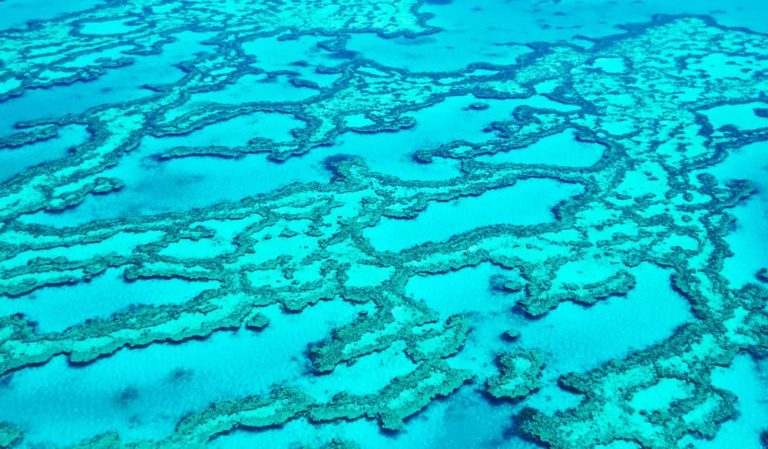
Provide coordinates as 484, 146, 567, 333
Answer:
476, 128, 606, 167
515, 263, 694, 377
0, 30, 213, 137
0, 299, 359, 446
0, 125, 90, 183
705, 140, 768, 288
365, 179, 582, 252
0, 269, 217, 333
683, 355, 768, 449
1, 1, 767, 448
0, 0, 103, 31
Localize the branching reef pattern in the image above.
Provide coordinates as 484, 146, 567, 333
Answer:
0, 1, 767, 448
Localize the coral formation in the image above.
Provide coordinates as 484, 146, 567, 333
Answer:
0, 0, 766, 448
485, 350, 544, 400
0, 423, 22, 449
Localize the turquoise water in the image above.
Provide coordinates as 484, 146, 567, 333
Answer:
0, 299, 359, 446
515, 264, 694, 376
1, 1, 767, 449
680, 355, 768, 449
208, 387, 537, 449
701, 102, 768, 132
0, 125, 89, 183
706, 140, 768, 288
20, 112, 314, 226
0, 269, 217, 333
0, 0, 102, 31
476, 128, 606, 167
0, 30, 213, 137
365, 179, 582, 252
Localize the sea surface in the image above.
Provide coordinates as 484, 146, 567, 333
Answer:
0, 1, 767, 448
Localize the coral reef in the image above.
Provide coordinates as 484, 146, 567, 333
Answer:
486, 350, 544, 400
0, 423, 21, 449
0, 1, 766, 448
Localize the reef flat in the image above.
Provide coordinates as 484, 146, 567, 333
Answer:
0, 0, 767, 448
